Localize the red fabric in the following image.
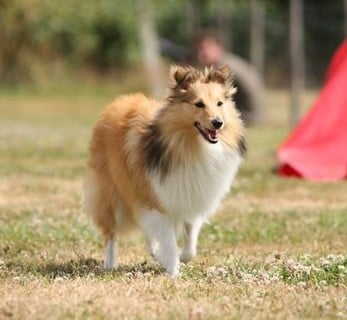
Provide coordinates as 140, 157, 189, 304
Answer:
278, 40, 347, 181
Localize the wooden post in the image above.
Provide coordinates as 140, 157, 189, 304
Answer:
289, 0, 305, 127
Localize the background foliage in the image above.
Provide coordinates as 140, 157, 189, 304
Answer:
0, 0, 345, 86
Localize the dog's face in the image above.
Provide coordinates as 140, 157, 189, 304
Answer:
166, 65, 237, 144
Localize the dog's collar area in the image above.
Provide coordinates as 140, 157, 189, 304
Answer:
194, 121, 219, 144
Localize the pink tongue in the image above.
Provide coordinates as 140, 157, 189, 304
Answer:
208, 129, 217, 139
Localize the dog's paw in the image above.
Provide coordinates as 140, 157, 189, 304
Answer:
156, 250, 180, 277
166, 264, 180, 277
179, 249, 195, 263
104, 260, 118, 271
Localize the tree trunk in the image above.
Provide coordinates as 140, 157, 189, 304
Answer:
186, 0, 200, 40
137, 0, 164, 98
250, 0, 265, 78
289, 0, 305, 127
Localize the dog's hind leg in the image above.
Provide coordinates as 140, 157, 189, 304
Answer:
99, 198, 119, 270
95, 203, 118, 270
180, 219, 203, 263
83, 171, 118, 269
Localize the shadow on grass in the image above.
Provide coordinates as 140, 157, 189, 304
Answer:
5, 258, 164, 279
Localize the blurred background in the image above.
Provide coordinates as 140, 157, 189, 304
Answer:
1, 0, 346, 123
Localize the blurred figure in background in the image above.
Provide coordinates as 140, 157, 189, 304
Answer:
195, 30, 263, 125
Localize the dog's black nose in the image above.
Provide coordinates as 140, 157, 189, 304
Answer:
211, 118, 223, 129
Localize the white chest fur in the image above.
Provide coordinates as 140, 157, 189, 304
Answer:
149, 142, 242, 223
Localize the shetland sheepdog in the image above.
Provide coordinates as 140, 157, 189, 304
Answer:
83, 65, 246, 276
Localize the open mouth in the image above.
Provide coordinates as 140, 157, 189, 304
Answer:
194, 121, 219, 144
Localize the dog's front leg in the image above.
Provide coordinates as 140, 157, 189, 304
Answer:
180, 219, 203, 263
139, 209, 179, 276
104, 235, 117, 270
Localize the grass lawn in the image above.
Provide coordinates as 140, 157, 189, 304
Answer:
0, 88, 346, 319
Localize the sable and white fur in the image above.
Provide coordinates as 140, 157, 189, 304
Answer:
83, 65, 246, 276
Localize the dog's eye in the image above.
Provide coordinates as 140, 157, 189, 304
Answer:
195, 101, 205, 108
217, 101, 223, 107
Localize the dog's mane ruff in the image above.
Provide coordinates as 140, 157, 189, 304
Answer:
148, 133, 243, 223
143, 122, 172, 181
237, 134, 247, 157
142, 115, 199, 182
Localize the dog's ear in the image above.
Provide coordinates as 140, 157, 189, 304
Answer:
208, 65, 233, 85
170, 65, 194, 90
208, 65, 237, 98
